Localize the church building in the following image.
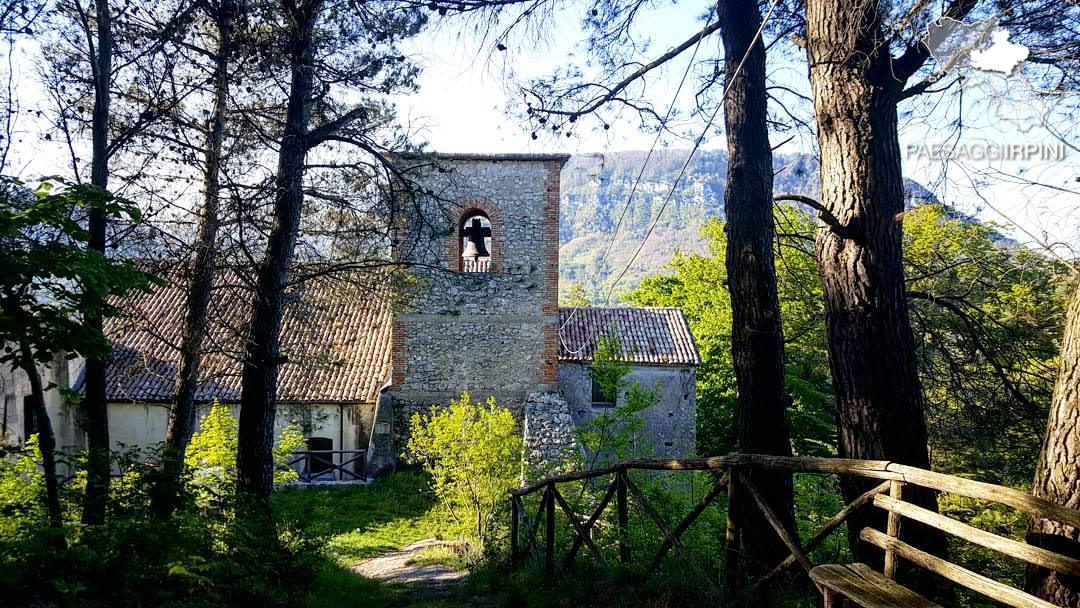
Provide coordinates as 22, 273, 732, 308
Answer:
0, 153, 699, 480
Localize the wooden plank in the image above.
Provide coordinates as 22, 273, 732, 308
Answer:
514, 464, 623, 496
752, 480, 892, 589
565, 479, 617, 565
511, 455, 903, 496
525, 490, 547, 556
724, 470, 740, 592
739, 471, 813, 574
810, 563, 942, 608
884, 480, 903, 579
550, 485, 607, 568
617, 470, 630, 564
647, 473, 729, 573
874, 494, 1080, 577
886, 463, 1080, 530
860, 528, 1059, 608
545, 484, 555, 577
510, 456, 1080, 545
511, 494, 520, 567
623, 473, 719, 594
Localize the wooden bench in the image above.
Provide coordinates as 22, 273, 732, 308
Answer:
811, 563, 940, 608
810, 480, 1080, 608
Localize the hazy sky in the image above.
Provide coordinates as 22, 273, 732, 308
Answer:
395, 4, 1079, 255
7, 1, 1078, 254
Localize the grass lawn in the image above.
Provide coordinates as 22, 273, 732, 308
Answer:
274, 467, 468, 607
267, 468, 831, 608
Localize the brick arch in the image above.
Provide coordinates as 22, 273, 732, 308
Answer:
448, 199, 502, 273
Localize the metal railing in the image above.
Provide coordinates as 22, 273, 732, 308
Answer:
285, 449, 367, 483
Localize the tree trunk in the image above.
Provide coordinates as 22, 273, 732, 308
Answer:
804, 0, 944, 564
19, 352, 63, 529
82, 0, 113, 526
1027, 276, 1080, 605
716, 0, 797, 574
4, 291, 64, 529
236, 0, 319, 502
153, 0, 234, 517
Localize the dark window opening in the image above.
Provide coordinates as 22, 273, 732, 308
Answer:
591, 376, 615, 408
459, 212, 492, 273
23, 395, 39, 441
306, 436, 334, 476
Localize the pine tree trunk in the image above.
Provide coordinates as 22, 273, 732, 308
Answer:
717, 0, 797, 573
236, 0, 319, 502
805, 0, 943, 564
153, 0, 234, 517
82, 0, 113, 526
1027, 276, 1080, 605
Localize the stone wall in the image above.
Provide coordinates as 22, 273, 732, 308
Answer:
558, 362, 697, 458
389, 154, 568, 451
522, 391, 579, 477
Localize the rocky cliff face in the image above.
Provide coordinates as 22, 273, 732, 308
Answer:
558, 150, 941, 302
558, 150, 820, 302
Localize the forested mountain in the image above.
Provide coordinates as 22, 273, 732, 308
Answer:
558, 150, 938, 302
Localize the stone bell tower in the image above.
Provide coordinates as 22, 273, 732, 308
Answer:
385, 152, 569, 443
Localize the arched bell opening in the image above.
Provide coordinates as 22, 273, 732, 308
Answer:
459, 210, 493, 273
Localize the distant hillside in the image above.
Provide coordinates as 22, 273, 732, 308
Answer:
558, 149, 943, 303
558, 149, 821, 303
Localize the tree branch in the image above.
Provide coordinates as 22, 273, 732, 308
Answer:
774, 193, 854, 239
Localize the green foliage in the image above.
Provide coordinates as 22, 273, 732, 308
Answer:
629, 207, 833, 457
0, 437, 46, 541
903, 204, 1068, 485
629, 203, 1068, 481
574, 335, 659, 467
560, 281, 591, 307
185, 400, 306, 506
0, 177, 161, 369
405, 392, 523, 545
0, 445, 319, 608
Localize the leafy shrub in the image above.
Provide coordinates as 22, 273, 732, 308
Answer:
405, 392, 522, 546
0, 436, 46, 542
185, 400, 306, 507
575, 335, 660, 468
0, 405, 318, 608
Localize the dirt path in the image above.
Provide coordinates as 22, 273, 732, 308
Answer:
351, 539, 468, 594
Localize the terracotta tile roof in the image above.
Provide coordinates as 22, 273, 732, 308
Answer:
557, 307, 701, 366
102, 272, 393, 404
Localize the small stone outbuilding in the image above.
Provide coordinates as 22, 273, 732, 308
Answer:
557, 307, 699, 459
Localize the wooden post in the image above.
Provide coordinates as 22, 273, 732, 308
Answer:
511, 494, 520, 567
617, 469, 630, 563
884, 480, 903, 579
725, 469, 740, 592
546, 483, 556, 577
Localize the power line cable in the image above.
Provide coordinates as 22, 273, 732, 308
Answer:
603, 0, 782, 305
557, 8, 717, 356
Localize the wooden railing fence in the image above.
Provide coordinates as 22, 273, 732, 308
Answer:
509, 455, 1080, 607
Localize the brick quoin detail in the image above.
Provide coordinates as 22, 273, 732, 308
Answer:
391, 319, 407, 386
447, 199, 501, 274
541, 160, 562, 389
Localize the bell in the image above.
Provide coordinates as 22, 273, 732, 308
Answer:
462, 238, 484, 259
461, 218, 490, 258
